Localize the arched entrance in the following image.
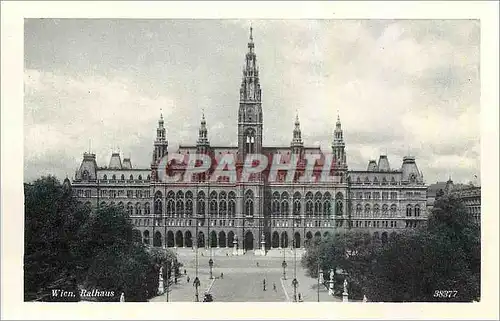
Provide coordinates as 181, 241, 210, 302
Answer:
175, 230, 184, 247
324, 231, 330, 239
210, 231, 217, 248
143, 230, 150, 245
305, 231, 313, 247
167, 231, 174, 247
244, 231, 254, 250
280, 231, 288, 248
381, 232, 388, 245
294, 232, 301, 248
272, 231, 280, 248
132, 229, 142, 243
265, 232, 271, 250
218, 231, 226, 248
154, 231, 162, 247
185, 230, 193, 248
197, 231, 205, 248
227, 231, 235, 248
314, 231, 321, 244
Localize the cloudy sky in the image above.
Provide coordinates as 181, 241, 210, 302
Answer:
24, 19, 480, 184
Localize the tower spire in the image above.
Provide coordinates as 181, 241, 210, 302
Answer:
250, 24, 253, 42
291, 111, 303, 154
197, 111, 210, 153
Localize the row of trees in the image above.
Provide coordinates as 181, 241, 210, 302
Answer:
301, 195, 480, 302
24, 176, 179, 302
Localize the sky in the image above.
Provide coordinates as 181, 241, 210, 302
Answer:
24, 19, 480, 184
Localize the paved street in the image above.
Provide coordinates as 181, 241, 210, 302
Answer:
150, 248, 339, 302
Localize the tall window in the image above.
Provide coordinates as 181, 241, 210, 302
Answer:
245, 129, 256, 154
406, 205, 412, 217
154, 191, 163, 214
245, 190, 254, 217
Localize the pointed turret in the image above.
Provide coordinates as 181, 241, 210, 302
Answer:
197, 112, 210, 153
152, 113, 169, 165
331, 113, 347, 172
291, 112, 303, 154
109, 152, 122, 169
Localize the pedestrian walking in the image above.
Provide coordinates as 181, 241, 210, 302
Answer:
184, 269, 187, 275
187, 276, 190, 283
220, 272, 224, 279
273, 283, 276, 291
256, 262, 259, 267
263, 279, 266, 291
298, 293, 302, 302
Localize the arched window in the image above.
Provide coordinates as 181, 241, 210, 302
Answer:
390, 204, 397, 216
147, 175, 151, 181
228, 199, 236, 217
129, 175, 133, 181
373, 177, 379, 185
356, 204, 362, 216
324, 201, 331, 217
245, 190, 254, 217
186, 199, 193, 217
314, 192, 322, 217
219, 200, 227, 218
245, 129, 256, 154
82, 170, 90, 180
176, 200, 184, 218
357, 177, 361, 184
382, 177, 387, 185
373, 204, 380, 216
144, 203, 150, 214
112, 174, 116, 180
391, 177, 397, 185
167, 200, 175, 217
136, 203, 142, 215
154, 191, 163, 214
138, 175, 142, 181
364, 204, 371, 217
415, 205, 420, 217
382, 204, 388, 215
364, 177, 370, 185
197, 191, 206, 216
281, 200, 289, 217
293, 199, 301, 216
127, 202, 133, 215
406, 205, 412, 217
103, 174, 107, 180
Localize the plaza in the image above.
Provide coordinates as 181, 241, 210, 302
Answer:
150, 249, 339, 302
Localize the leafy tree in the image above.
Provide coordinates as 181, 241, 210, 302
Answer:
24, 176, 180, 302
366, 195, 480, 302
24, 176, 90, 301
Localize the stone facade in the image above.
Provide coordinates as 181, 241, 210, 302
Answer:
71, 28, 428, 251
427, 179, 481, 225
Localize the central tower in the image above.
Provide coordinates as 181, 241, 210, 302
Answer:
238, 27, 263, 162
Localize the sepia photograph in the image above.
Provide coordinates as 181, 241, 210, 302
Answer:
1, 1, 499, 320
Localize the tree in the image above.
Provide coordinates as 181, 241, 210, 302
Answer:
24, 176, 90, 301
366, 195, 480, 302
301, 231, 376, 299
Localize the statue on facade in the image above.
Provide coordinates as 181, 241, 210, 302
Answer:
343, 279, 348, 294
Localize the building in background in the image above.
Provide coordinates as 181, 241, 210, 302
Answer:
70, 28, 428, 251
427, 178, 481, 225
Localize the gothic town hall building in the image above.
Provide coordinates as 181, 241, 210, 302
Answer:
71, 29, 428, 252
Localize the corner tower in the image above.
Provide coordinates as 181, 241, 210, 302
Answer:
238, 26, 263, 162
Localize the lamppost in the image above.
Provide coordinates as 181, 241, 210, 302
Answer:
193, 276, 200, 302
293, 238, 298, 301
209, 258, 214, 279
317, 259, 321, 302
282, 257, 287, 280
292, 278, 299, 302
